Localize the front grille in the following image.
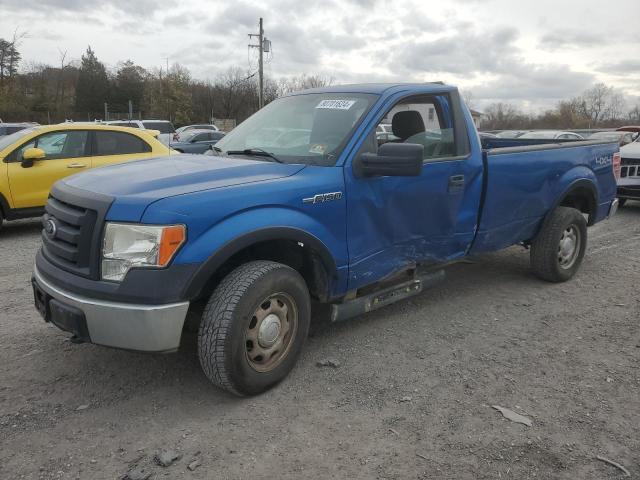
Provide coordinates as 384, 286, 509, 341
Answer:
621, 166, 640, 179
41, 184, 113, 279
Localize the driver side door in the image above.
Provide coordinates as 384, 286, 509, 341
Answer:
7, 130, 91, 208
344, 92, 484, 290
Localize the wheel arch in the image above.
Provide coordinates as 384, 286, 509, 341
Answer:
0, 191, 8, 217
555, 179, 598, 226
182, 227, 339, 302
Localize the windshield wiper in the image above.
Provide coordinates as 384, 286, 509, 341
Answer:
226, 148, 283, 163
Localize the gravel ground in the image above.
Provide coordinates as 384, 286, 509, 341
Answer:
0, 205, 638, 480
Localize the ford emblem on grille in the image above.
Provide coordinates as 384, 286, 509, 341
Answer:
44, 218, 58, 238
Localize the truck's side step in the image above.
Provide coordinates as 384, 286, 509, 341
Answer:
330, 270, 445, 322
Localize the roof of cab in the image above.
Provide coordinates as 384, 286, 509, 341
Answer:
288, 82, 457, 97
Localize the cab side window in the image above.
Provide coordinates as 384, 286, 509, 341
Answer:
375, 94, 456, 161
93, 131, 151, 156
8, 130, 89, 162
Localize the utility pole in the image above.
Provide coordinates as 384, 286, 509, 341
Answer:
249, 18, 268, 109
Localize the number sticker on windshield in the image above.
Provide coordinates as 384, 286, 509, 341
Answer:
316, 99, 357, 110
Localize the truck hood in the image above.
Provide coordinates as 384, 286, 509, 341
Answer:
620, 141, 640, 158
62, 154, 306, 221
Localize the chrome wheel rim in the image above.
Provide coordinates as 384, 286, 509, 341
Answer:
245, 292, 298, 372
558, 225, 580, 269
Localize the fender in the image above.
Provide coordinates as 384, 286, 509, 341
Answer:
182, 226, 339, 300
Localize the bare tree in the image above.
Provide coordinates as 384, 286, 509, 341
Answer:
481, 103, 529, 130
462, 90, 475, 110
54, 49, 68, 111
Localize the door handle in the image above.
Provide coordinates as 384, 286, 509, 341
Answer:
67, 163, 87, 169
448, 174, 465, 189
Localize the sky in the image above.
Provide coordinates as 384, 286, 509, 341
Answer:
1, 0, 639, 112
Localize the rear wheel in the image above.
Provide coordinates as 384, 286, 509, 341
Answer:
0, 209, 4, 231
197, 260, 310, 396
618, 198, 627, 207
530, 206, 587, 282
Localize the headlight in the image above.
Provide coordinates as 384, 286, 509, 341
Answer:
101, 223, 186, 282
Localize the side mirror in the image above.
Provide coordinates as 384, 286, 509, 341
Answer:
355, 142, 423, 177
21, 147, 46, 168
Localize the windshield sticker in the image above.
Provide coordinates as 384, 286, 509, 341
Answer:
309, 144, 326, 154
316, 99, 357, 110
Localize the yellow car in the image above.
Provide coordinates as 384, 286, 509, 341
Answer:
0, 124, 171, 228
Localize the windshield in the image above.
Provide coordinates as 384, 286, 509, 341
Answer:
0, 127, 39, 152
142, 121, 175, 134
177, 131, 198, 142
214, 93, 377, 166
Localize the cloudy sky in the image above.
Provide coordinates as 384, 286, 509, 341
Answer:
2, 0, 639, 111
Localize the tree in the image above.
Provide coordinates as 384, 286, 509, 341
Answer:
0, 29, 25, 86
74, 46, 109, 118
276, 74, 333, 97
112, 60, 147, 114
575, 83, 625, 127
481, 103, 529, 130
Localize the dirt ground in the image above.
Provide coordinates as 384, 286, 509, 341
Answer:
0, 205, 638, 480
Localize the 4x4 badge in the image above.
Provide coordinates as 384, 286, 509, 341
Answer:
303, 191, 343, 205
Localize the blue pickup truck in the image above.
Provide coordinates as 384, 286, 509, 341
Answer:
32, 83, 621, 396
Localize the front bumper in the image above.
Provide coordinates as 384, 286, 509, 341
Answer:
617, 185, 640, 200
33, 266, 189, 352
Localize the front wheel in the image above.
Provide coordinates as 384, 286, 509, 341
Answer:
197, 261, 310, 396
530, 206, 587, 282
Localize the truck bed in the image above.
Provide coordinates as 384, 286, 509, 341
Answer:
470, 139, 619, 254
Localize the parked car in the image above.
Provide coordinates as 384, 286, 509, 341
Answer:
32, 83, 619, 396
615, 126, 640, 141
495, 130, 528, 138
106, 120, 175, 146
376, 123, 392, 133
174, 124, 220, 141
170, 130, 225, 154
0, 124, 170, 227
617, 134, 640, 206
0, 122, 38, 136
588, 131, 635, 147
519, 130, 584, 140
479, 132, 498, 139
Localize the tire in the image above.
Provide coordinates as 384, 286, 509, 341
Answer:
197, 260, 311, 396
618, 198, 627, 208
0, 209, 3, 231
530, 206, 587, 283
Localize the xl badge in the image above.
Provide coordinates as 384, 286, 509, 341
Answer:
303, 191, 343, 205
44, 218, 58, 238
